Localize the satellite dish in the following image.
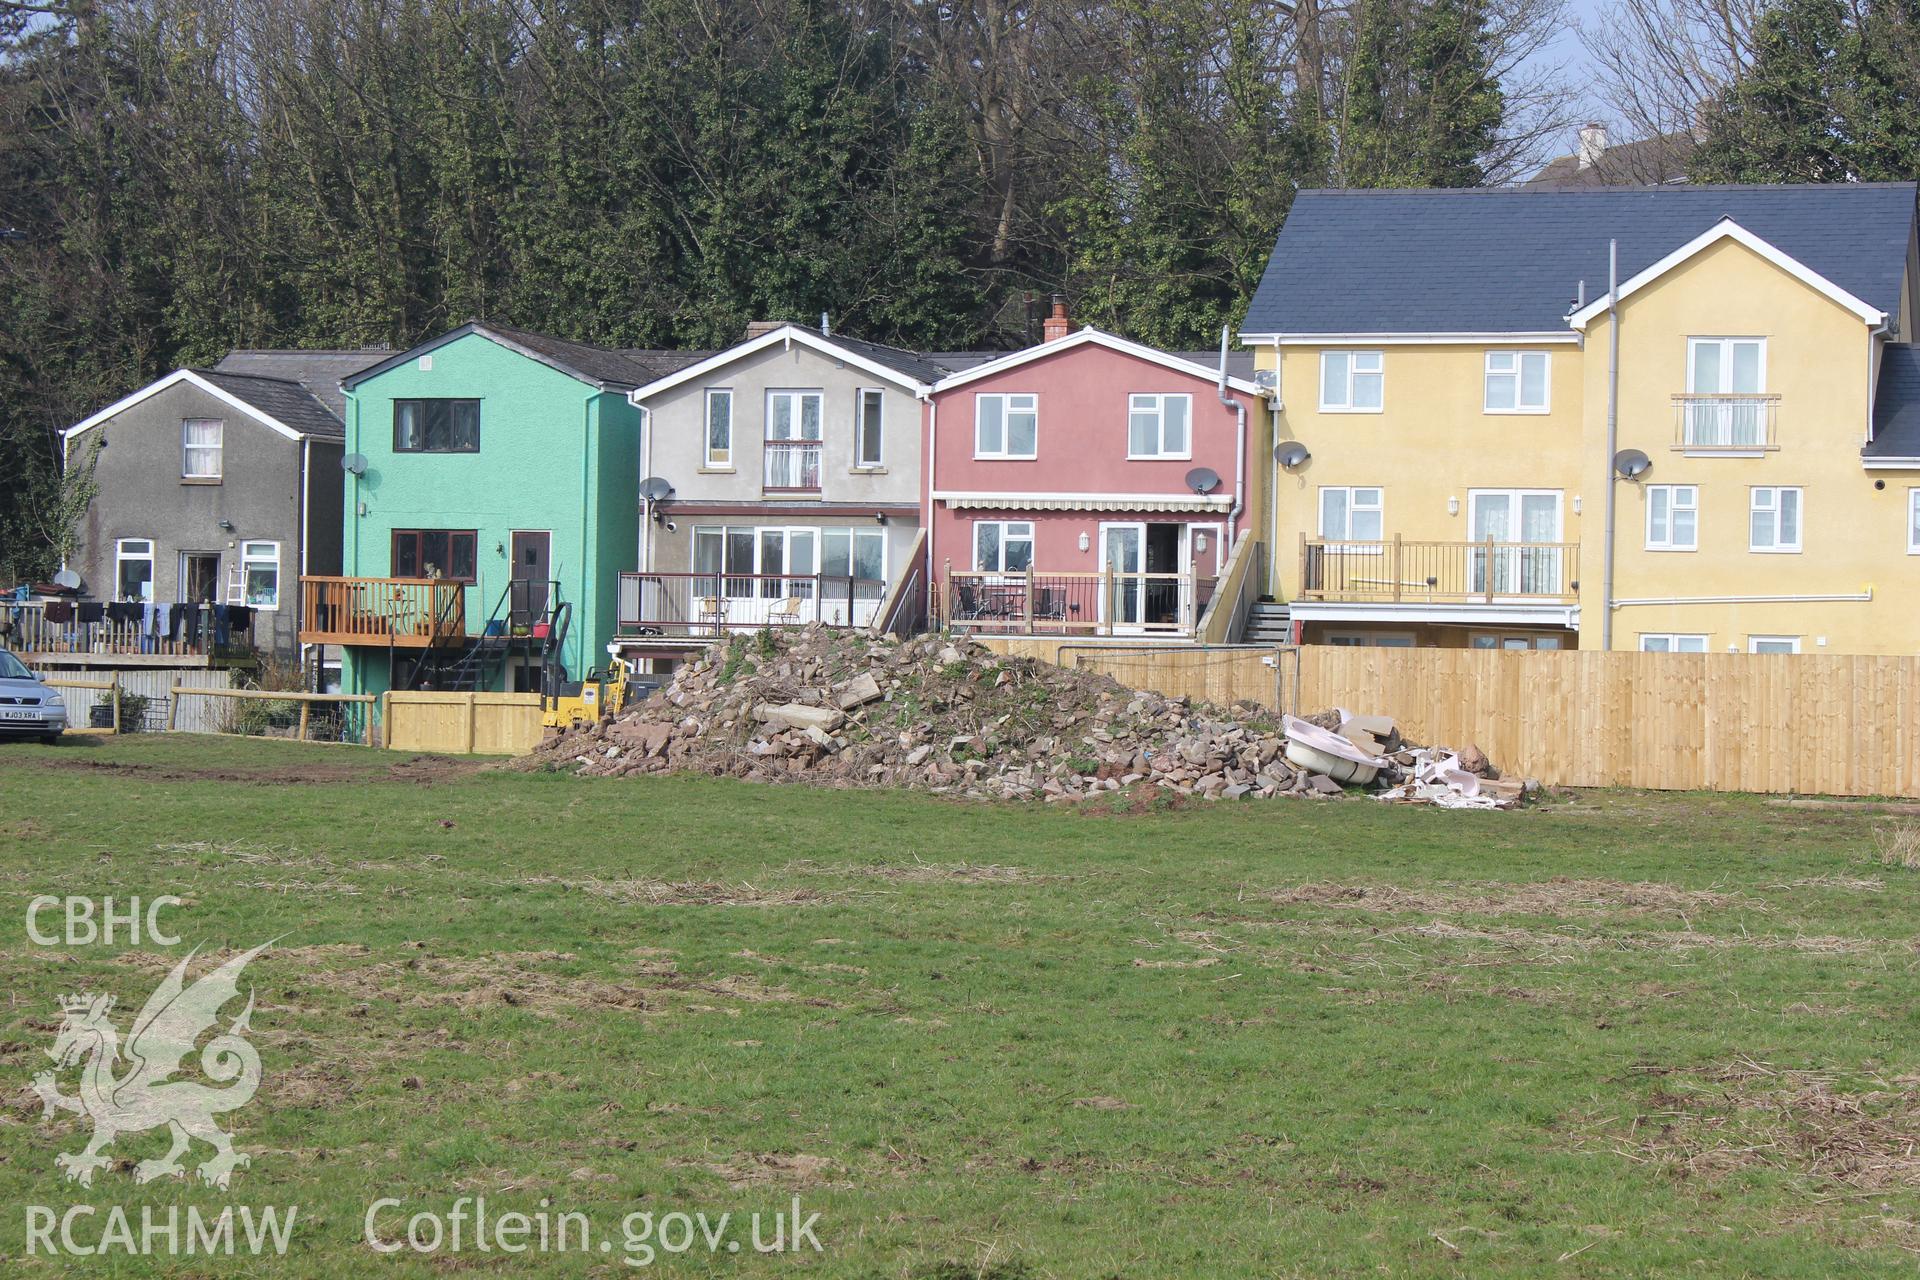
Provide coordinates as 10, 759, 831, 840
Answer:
639, 477, 675, 502
341, 453, 368, 476
1275, 441, 1311, 469
1612, 448, 1652, 480
53, 569, 81, 590
1184, 466, 1221, 496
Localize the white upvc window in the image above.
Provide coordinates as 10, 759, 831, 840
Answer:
182, 419, 223, 479
1318, 486, 1384, 542
1909, 489, 1920, 554
855, 388, 885, 469
1319, 350, 1383, 413
1749, 486, 1802, 552
704, 389, 733, 468
1469, 632, 1566, 650
972, 520, 1034, 573
1326, 632, 1415, 647
114, 538, 154, 602
1748, 635, 1801, 654
975, 394, 1038, 458
241, 541, 280, 609
1640, 633, 1708, 653
1483, 351, 1549, 413
1126, 393, 1192, 459
1645, 484, 1698, 550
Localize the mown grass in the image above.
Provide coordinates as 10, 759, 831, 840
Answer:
0, 733, 1916, 1276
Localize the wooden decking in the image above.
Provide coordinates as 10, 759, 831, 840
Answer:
298, 576, 466, 648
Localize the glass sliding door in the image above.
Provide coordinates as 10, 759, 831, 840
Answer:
1101, 522, 1145, 629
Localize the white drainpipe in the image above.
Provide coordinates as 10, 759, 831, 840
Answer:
1216, 326, 1246, 542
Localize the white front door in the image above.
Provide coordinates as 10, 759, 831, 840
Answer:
1100, 522, 1146, 629
1467, 491, 1562, 595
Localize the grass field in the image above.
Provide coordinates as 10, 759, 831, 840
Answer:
1, 734, 1917, 1276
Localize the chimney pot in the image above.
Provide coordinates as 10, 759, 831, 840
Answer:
1576, 123, 1608, 170
1042, 294, 1072, 342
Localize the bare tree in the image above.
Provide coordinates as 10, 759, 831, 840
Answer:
1580, 0, 1762, 141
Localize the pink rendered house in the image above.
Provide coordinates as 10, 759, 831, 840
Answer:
925, 309, 1264, 637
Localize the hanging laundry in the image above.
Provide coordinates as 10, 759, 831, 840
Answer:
44, 600, 73, 624
184, 605, 203, 645
76, 602, 105, 625
229, 605, 253, 633
211, 604, 231, 647
168, 604, 185, 642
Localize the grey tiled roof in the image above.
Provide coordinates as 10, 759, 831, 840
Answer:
213, 349, 391, 418
1523, 133, 1694, 189
815, 331, 956, 385
1867, 345, 1920, 461
194, 369, 346, 439
480, 323, 665, 389
1244, 183, 1918, 336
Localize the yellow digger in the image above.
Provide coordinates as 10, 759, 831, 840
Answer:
541, 657, 656, 734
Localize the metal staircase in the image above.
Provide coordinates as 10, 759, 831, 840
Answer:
401, 578, 563, 692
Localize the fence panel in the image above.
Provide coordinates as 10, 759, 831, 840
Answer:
385, 692, 544, 755
1296, 647, 1920, 797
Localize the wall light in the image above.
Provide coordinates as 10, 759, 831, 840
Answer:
1194, 531, 1208, 554
1447, 497, 1459, 516
1077, 531, 1090, 552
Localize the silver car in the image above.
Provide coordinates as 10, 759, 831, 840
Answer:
0, 650, 65, 743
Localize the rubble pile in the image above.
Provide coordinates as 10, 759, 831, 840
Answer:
526, 625, 1534, 807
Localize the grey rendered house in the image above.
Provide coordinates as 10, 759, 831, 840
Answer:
59, 352, 380, 662
616, 323, 953, 665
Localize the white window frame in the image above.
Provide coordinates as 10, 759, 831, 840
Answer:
1325, 631, 1416, 648
240, 540, 281, 610
1318, 350, 1384, 413
1470, 632, 1566, 650
974, 393, 1039, 459
1909, 488, 1920, 554
854, 388, 885, 469
182, 418, 223, 479
690, 524, 887, 596
1126, 393, 1193, 460
1749, 485, 1802, 553
1688, 336, 1768, 395
1645, 484, 1699, 551
972, 520, 1035, 574
114, 538, 155, 602
703, 389, 733, 469
1483, 350, 1550, 414
1317, 486, 1384, 549
1748, 635, 1801, 654
1639, 633, 1708, 653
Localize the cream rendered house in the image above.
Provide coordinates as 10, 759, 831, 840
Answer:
1242, 183, 1920, 655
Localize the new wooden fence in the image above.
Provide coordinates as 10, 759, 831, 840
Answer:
384, 691, 545, 755
978, 639, 1920, 798
1297, 647, 1920, 798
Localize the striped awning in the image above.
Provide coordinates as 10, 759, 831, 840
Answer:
933, 491, 1231, 513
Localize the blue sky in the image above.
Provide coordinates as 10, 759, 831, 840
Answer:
1528, 0, 1615, 134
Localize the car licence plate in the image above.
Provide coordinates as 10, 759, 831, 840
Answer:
0, 708, 41, 720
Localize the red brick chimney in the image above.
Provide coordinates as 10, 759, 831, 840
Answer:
1042, 295, 1072, 342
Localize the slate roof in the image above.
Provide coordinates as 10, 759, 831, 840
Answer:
813, 331, 956, 385
1243, 183, 1919, 336
192, 369, 347, 439
214, 349, 391, 418
1523, 133, 1694, 190
1867, 345, 1920, 461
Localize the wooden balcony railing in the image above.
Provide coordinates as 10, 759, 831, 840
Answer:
1672, 394, 1779, 451
618, 572, 886, 635
298, 576, 466, 648
1, 600, 230, 657
1297, 536, 1579, 604
763, 439, 823, 492
938, 566, 1215, 636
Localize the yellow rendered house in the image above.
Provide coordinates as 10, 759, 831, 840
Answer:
1239, 183, 1920, 655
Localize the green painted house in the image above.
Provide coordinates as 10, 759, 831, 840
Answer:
309, 323, 701, 696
